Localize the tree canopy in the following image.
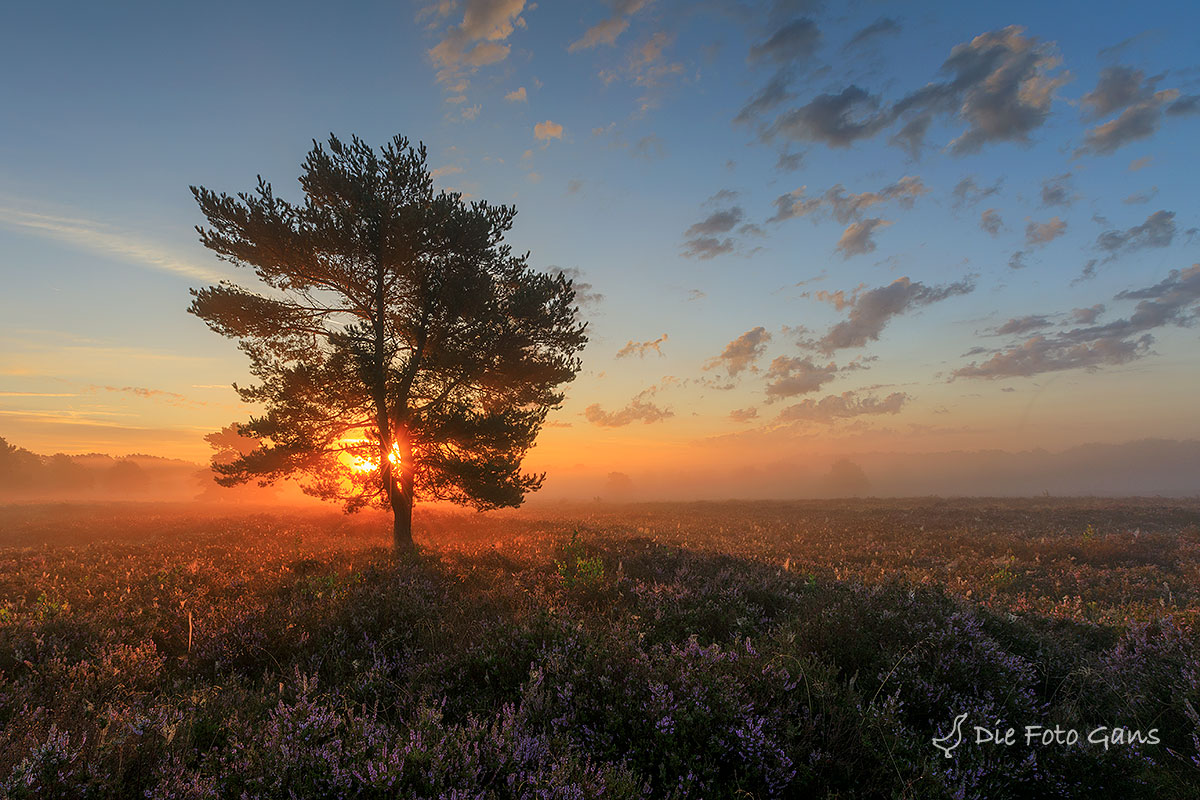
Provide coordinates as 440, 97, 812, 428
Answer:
189, 134, 588, 548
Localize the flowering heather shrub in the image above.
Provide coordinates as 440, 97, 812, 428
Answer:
2, 725, 87, 799
0, 500, 1198, 797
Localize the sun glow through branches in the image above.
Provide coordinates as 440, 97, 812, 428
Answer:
340, 439, 402, 474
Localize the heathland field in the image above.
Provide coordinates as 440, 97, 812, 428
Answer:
1, 499, 1198, 798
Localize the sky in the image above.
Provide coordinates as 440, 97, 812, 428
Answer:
1, 0, 1199, 496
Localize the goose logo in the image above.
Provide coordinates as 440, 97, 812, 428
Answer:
933, 712, 968, 758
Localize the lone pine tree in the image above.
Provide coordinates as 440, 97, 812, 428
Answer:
189, 134, 587, 550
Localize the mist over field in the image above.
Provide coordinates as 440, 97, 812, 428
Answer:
558, 439, 1200, 501
8, 436, 1198, 504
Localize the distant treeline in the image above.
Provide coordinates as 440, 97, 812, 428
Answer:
0, 436, 276, 502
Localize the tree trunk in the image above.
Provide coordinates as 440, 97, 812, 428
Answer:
388, 440, 417, 553
380, 455, 415, 552
391, 490, 414, 552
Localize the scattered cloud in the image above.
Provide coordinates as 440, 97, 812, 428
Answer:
430, 165, 464, 179
597, 29, 686, 109
803, 285, 864, 311
504, 86, 527, 102
954, 264, 1200, 379
1123, 188, 1157, 205
1040, 172, 1075, 207
1025, 216, 1068, 245
776, 149, 804, 171
980, 208, 1004, 236
571, 17, 629, 52
954, 334, 1149, 380
995, 315, 1053, 335
705, 327, 771, 376
1097, 32, 1155, 61
769, 187, 822, 223
814, 277, 975, 353
592, 123, 667, 159
1078, 95, 1178, 155
534, 119, 564, 141
951, 176, 1002, 208
1096, 209, 1175, 257
681, 236, 736, 260
428, 0, 527, 89
826, 177, 927, 224
1071, 304, 1105, 324
768, 85, 891, 148
844, 18, 901, 51
632, 133, 667, 159
777, 391, 908, 423
704, 189, 739, 206
568, 0, 652, 53
585, 387, 674, 427
1076, 66, 1198, 155
682, 203, 747, 259
1081, 65, 1148, 118
735, 71, 795, 125
750, 18, 822, 64
685, 206, 743, 237
729, 407, 759, 423
1079, 210, 1176, 280
836, 218, 891, 258
615, 333, 668, 358
555, 267, 604, 308
770, 176, 927, 225
902, 26, 1067, 155
763, 26, 1065, 157
764, 356, 839, 400
1167, 94, 1200, 116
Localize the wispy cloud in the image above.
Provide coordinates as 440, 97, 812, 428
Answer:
0, 205, 229, 283
93, 385, 211, 409
584, 385, 673, 427
615, 333, 668, 359
0, 391, 80, 397
777, 390, 908, 423
568, 0, 651, 53
770, 176, 928, 225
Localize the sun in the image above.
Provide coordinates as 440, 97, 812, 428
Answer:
340, 438, 401, 474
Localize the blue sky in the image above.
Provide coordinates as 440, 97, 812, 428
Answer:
1, 0, 1198, 490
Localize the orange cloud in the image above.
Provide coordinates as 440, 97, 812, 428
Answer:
534, 120, 564, 141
